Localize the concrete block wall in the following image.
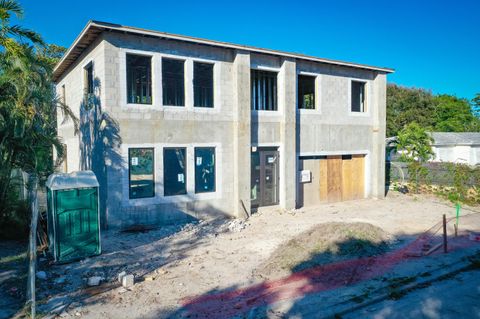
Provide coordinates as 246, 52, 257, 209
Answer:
295, 60, 386, 201
55, 37, 106, 173
55, 31, 388, 229
100, 33, 240, 228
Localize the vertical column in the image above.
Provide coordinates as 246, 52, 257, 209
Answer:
371, 72, 387, 199
232, 50, 251, 217
280, 58, 297, 210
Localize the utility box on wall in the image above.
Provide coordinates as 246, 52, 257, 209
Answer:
46, 171, 101, 263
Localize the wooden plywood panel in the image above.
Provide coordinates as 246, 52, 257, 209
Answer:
327, 156, 342, 202
319, 159, 328, 202
352, 155, 365, 199
342, 157, 354, 201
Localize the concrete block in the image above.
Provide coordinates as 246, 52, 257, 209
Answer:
117, 271, 126, 283
121, 274, 135, 288
87, 276, 103, 287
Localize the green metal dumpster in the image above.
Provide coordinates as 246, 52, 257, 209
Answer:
46, 171, 101, 263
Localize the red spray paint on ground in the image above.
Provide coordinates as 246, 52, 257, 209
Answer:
180, 223, 479, 319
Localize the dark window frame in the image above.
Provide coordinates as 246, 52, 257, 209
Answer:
61, 84, 66, 105
162, 58, 185, 107
194, 147, 216, 194
351, 80, 367, 113
84, 62, 94, 97
251, 69, 278, 111
126, 54, 153, 105
128, 147, 155, 199
163, 147, 187, 196
193, 61, 214, 108
298, 75, 316, 110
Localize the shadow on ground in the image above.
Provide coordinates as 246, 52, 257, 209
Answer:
157, 218, 480, 319
1, 76, 233, 318
0, 240, 27, 319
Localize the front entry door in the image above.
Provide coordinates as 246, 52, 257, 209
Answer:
251, 148, 279, 208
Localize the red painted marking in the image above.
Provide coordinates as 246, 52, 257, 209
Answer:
180, 234, 478, 318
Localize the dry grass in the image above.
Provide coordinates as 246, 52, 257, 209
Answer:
256, 222, 391, 280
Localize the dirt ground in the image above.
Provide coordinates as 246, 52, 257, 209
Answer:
256, 222, 391, 280
4, 191, 480, 319
344, 267, 480, 319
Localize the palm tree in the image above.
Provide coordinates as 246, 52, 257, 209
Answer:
0, 0, 77, 231
0, 0, 44, 53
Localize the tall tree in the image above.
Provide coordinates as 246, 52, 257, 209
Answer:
0, 0, 76, 232
433, 94, 480, 132
0, 0, 44, 53
472, 93, 480, 118
387, 84, 436, 137
387, 84, 480, 136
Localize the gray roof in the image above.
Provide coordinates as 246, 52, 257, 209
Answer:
53, 20, 394, 82
431, 132, 480, 146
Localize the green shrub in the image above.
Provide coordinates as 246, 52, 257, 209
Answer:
0, 193, 30, 240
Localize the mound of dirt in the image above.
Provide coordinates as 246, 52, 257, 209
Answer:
256, 222, 392, 280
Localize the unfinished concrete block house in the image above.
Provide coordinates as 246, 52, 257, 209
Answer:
53, 21, 393, 229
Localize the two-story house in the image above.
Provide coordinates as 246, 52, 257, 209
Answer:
53, 21, 393, 229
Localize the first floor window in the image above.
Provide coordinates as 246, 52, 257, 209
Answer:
195, 147, 216, 193
127, 54, 152, 104
129, 148, 154, 199
298, 75, 315, 109
351, 80, 366, 112
194, 62, 214, 108
162, 58, 185, 106
251, 69, 277, 111
164, 148, 187, 196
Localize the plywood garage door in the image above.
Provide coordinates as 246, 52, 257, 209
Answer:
320, 154, 365, 202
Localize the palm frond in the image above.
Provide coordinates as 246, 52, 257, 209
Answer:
8, 25, 44, 46
0, 0, 23, 20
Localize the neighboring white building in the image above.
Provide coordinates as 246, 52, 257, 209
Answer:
431, 132, 480, 165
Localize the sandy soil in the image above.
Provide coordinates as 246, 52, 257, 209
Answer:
22, 191, 480, 318
256, 222, 391, 280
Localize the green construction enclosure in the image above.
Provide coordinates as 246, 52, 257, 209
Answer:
46, 171, 101, 263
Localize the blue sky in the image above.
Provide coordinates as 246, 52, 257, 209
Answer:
19, 0, 479, 100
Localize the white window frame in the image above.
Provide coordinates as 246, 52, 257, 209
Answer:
348, 79, 371, 117
192, 60, 216, 109
297, 71, 322, 115
121, 142, 223, 207
250, 65, 282, 119
161, 56, 187, 108
119, 49, 220, 113
121, 50, 155, 108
